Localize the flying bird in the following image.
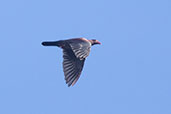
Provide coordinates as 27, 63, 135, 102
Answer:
42, 38, 101, 87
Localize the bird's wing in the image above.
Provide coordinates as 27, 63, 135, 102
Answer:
67, 39, 91, 60
63, 49, 85, 87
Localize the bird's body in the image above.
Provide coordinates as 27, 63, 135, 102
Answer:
42, 38, 100, 87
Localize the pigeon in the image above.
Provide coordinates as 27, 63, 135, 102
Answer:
42, 38, 101, 87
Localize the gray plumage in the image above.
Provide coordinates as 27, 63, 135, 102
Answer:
42, 38, 101, 87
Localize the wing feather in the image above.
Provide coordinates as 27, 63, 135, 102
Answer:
63, 49, 85, 87
67, 39, 91, 60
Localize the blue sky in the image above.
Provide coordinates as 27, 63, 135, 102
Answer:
0, 0, 171, 114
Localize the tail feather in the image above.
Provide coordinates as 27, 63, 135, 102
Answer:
42, 41, 63, 47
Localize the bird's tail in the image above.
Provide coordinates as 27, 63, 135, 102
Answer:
41, 41, 64, 47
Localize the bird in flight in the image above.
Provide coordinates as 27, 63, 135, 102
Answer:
42, 38, 101, 87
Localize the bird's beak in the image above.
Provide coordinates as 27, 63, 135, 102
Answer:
96, 40, 101, 45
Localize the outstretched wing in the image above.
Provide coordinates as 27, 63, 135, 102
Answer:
63, 49, 85, 87
67, 38, 91, 60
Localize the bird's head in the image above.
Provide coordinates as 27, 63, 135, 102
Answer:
89, 39, 101, 45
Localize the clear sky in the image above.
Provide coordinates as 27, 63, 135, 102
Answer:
0, 0, 171, 114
